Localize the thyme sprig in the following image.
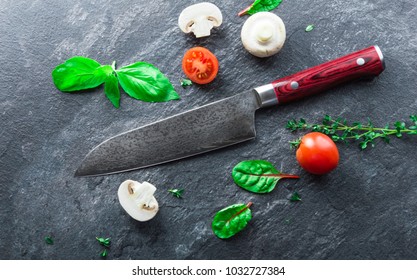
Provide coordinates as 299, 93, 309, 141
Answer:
287, 115, 417, 149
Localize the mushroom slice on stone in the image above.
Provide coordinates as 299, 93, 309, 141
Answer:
117, 180, 159, 222
178, 2, 223, 38
241, 12, 286, 58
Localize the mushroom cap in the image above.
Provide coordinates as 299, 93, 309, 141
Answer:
241, 12, 286, 58
178, 2, 223, 38
118, 180, 159, 222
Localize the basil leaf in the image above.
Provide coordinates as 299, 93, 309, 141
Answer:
52, 57, 111, 91
212, 202, 253, 239
117, 62, 180, 102
239, 0, 283, 16
104, 73, 120, 108
232, 160, 299, 193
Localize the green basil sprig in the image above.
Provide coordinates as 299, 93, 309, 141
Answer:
232, 160, 299, 193
212, 202, 253, 239
52, 57, 179, 108
238, 0, 283, 16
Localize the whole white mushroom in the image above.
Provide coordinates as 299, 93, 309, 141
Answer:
118, 180, 159, 222
178, 2, 223, 38
241, 12, 286, 58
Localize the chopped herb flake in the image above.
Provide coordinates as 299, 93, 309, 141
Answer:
96, 237, 111, 248
289, 192, 302, 202
305, 24, 315, 32
168, 189, 184, 198
44, 236, 54, 245
180, 78, 192, 88
100, 249, 108, 258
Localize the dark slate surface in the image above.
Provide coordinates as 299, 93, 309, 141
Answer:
1, 0, 417, 260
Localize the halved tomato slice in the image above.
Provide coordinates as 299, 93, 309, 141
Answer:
182, 47, 219, 84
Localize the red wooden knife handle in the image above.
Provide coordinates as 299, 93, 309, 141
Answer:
255, 46, 385, 107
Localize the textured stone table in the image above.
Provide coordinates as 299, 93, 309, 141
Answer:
1, 0, 417, 259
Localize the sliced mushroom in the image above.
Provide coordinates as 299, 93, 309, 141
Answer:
117, 180, 159, 222
178, 2, 223, 38
241, 12, 286, 58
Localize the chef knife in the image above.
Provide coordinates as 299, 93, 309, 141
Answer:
75, 45, 385, 177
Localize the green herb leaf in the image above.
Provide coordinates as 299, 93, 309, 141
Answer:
168, 189, 184, 198
117, 62, 180, 102
104, 73, 120, 108
305, 24, 315, 32
180, 78, 192, 88
52, 57, 111, 91
289, 191, 302, 202
239, 0, 283, 16
96, 237, 111, 248
44, 236, 54, 245
212, 202, 253, 239
100, 249, 108, 258
232, 160, 299, 193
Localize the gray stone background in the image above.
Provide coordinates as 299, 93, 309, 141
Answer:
1, 0, 417, 259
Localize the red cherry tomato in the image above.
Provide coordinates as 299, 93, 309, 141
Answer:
182, 47, 219, 84
296, 132, 339, 175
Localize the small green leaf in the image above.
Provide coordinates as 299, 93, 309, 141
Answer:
44, 236, 54, 245
168, 189, 184, 198
180, 78, 192, 88
212, 202, 253, 239
305, 24, 315, 32
239, 0, 283, 16
52, 57, 111, 92
360, 141, 368, 150
289, 192, 302, 202
232, 160, 299, 193
104, 73, 120, 108
117, 62, 180, 102
286, 119, 298, 131
290, 138, 302, 149
96, 237, 111, 248
100, 249, 108, 258
323, 114, 331, 124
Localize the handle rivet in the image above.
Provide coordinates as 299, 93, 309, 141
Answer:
290, 81, 299, 90
356, 58, 365, 66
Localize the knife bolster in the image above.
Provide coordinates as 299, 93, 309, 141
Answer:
254, 84, 279, 108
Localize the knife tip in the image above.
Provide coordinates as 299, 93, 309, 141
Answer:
74, 168, 85, 177
74, 165, 93, 177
